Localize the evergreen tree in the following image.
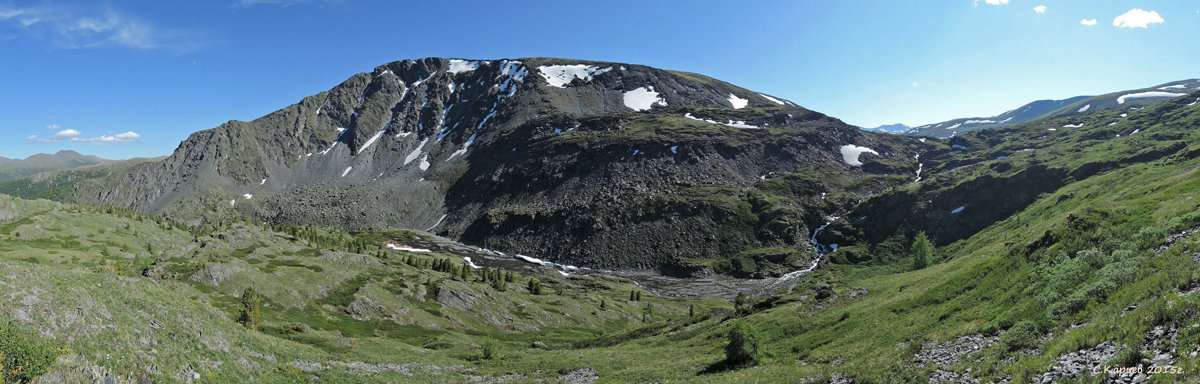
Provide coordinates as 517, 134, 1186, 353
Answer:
689, 304, 695, 318
911, 231, 932, 270
724, 321, 762, 366
630, 290, 637, 301
600, 298, 607, 309
237, 287, 263, 330
527, 278, 541, 295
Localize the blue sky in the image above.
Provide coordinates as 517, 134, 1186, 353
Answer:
0, 0, 1196, 159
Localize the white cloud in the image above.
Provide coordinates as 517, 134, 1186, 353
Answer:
911, 82, 920, 88
1033, 5, 1047, 14
30, 128, 141, 143
50, 129, 82, 139
45, 124, 61, 130
975, 0, 1009, 5
1113, 9, 1164, 28
113, 131, 141, 140
0, 5, 203, 53
1081, 19, 1098, 26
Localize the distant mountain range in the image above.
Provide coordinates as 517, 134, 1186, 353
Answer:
860, 123, 912, 134
864, 79, 1200, 138
0, 150, 110, 181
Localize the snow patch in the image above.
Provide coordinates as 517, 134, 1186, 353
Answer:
951, 206, 965, 214
759, 93, 787, 105
446, 133, 477, 161
952, 144, 966, 149
259, 178, 266, 186
462, 257, 481, 269
1077, 104, 1091, 113
1062, 123, 1084, 128
385, 244, 431, 253
537, 64, 612, 88
426, 214, 447, 232
447, 59, 481, 74
727, 93, 749, 109
1117, 91, 1184, 104
404, 138, 429, 165
963, 119, 995, 125
723, 120, 759, 129
670, 145, 678, 154
513, 253, 580, 276
839, 144, 879, 167
243, 194, 253, 199
341, 167, 352, 177
947, 123, 963, 130
683, 113, 760, 129
623, 86, 667, 111
1160, 84, 1187, 90
419, 155, 430, 171
358, 130, 386, 154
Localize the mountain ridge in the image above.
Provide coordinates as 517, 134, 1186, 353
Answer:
904, 78, 1199, 138
0, 150, 110, 181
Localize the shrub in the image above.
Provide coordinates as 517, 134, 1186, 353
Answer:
481, 340, 496, 360
1000, 320, 1042, 351
0, 319, 61, 383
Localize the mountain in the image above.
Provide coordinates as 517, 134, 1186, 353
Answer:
861, 123, 912, 134
906, 96, 1091, 138
907, 78, 1200, 138
0, 156, 162, 200
0, 150, 110, 181
1042, 78, 1200, 118
38, 57, 927, 277
4, 87, 1200, 383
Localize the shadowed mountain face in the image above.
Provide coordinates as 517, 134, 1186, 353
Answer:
0, 150, 109, 181
52, 57, 928, 275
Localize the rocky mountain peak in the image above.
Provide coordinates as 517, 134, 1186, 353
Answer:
76, 57, 922, 274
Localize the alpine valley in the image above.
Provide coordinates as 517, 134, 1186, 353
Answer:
4, 57, 1200, 384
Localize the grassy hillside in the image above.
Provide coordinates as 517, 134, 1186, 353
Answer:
4, 94, 1200, 382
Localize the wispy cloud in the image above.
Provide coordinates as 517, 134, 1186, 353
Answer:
1080, 19, 1098, 26
1033, 5, 1047, 14
0, 4, 204, 53
974, 0, 1009, 6
234, 0, 343, 7
28, 128, 141, 144
1113, 9, 1164, 29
